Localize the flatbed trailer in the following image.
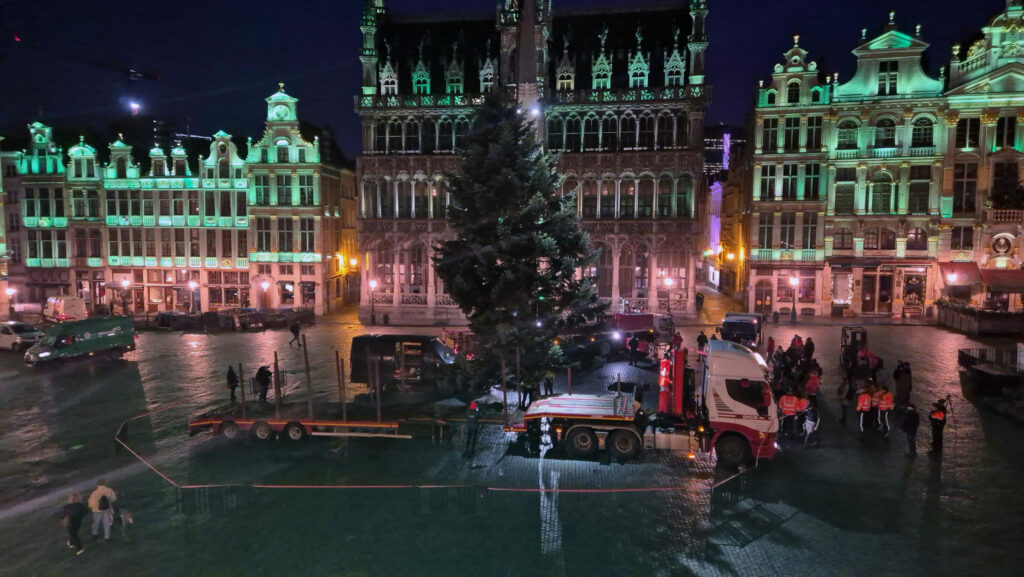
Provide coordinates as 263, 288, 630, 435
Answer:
188, 400, 453, 442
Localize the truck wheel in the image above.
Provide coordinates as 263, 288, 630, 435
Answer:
715, 435, 751, 469
607, 430, 641, 460
220, 421, 240, 440
251, 421, 274, 441
283, 422, 307, 442
565, 427, 598, 458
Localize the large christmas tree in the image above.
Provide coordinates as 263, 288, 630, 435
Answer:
434, 94, 605, 389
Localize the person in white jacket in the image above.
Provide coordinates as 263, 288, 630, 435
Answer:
87, 480, 117, 540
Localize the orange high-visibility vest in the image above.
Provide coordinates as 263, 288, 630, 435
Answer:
795, 397, 810, 413
878, 392, 894, 411
931, 410, 946, 422
871, 390, 883, 408
780, 394, 799, 415
856, 393, 872, 412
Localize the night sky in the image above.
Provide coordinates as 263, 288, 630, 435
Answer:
0, 0, 1006, 160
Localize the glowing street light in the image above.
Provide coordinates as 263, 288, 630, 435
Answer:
3, 287, 14, 297
349, 258, 358, 268
788, 276, 799, 323
129, 101, 140, 116
120, 278, 131, 316
664, 277, 675, 314
188, 280, 198, 314
947, 273, 958, 284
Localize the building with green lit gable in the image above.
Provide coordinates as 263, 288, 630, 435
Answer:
0, 87, 357, 317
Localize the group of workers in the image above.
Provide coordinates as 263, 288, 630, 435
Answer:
767, 334, 823, 447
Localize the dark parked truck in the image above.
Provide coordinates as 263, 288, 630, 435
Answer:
350, 334, 457, 392
24, 317, 136, 367
719, 313, 764, 349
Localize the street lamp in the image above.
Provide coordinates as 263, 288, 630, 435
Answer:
788, 276, 799, 323
188, 280, 198, 314
946, 273, 958, 284
120, 278, 131, 316
369, 279, 378, 325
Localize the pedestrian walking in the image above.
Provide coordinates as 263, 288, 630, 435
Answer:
837, 377, 851, 425
856, 386, 873, 433
877, 386, 894, 436
463, 401, 480, 458
697, 331, 709, 355
543, 371, 555, 397
88, 480, 117, 541
671, 331, 683, 353
893, 361, 913, 407
226, 366, 239, 403
627, 334, 640, 366
802, 401, 820, 447
60, 492, 88, 555
254, 366, 272, 403
765, 336, 775, 364
901, 403, 920, 455
289, 321, 302, 347
929, 399, 947, 456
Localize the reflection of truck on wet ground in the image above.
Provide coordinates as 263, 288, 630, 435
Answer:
508, 339, 779, 468
189, 334, 462, 442
719, 313, 764, 349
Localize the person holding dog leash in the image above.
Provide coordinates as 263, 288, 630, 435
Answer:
88, 479, 117, 541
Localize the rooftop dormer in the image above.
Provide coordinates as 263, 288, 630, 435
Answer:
66, 137, 98, 180
758, 35, 830, 107
106, 138, 137, 180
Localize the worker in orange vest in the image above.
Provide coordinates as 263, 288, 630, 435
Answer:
779, 391, 799, 437
877, 386, 895, 436
855, 387, 874, 433
929, 398, 947, 455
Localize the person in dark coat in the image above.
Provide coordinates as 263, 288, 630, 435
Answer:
226, 366, 239, 403
289, 321, 302, 347
697, 331, 709, 353
463, 401, 481, 458
254, 366, 272, 403
627, 334, 640, 366
893, 361, 913, 407
901, 403, 920, 455
803, 337, 815, 360
60, 492, 88, 555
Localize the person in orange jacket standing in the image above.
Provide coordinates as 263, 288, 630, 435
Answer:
929, 399, 947, 456
856, 386, 874, 433
877, 386, 895, 437
779, 391, 799, 438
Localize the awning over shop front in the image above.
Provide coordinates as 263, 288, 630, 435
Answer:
939, 262, 982, 286
980, 269, 1024, 292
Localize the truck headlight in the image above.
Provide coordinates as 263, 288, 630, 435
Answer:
39, 352, 51, 358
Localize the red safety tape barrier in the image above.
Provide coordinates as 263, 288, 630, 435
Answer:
114, 437, 181, 489
127, 400, 193, 422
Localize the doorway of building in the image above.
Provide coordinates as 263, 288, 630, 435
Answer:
862, 272, 893, 313
754, 280, 773, 314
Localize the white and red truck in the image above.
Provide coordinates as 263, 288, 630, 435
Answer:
508, 339, 779, 468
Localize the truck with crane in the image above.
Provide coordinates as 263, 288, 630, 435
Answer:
508, 339, 779, 468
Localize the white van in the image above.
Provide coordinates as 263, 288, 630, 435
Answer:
42, 296, 89, 322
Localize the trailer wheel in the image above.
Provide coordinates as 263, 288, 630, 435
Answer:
714, 434, 751, 469
219, 421, 240, 440
565, 427, 598, 458
607, 430, 641, 460
251, 421, 275, 441
283, 422, 307, 442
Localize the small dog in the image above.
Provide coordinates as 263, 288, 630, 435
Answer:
114, 508, 134, 539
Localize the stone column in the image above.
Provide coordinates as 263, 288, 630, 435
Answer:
799, 115, 808, 152
611, 248, 621, 307
796, 162, 806, 201
897, 162, 910, 215
752, 162, 762, 201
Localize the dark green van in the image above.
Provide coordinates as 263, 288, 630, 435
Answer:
24, 317, 136, 367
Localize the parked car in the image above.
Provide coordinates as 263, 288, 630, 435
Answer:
24, 316, 136, 367
42, 296, 89, 322
0, 321, 45, 352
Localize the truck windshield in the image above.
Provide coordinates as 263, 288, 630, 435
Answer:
38, 335, 56, 347
722, 322, 755, 338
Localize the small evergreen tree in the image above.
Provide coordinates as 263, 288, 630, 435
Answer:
434, 94, 605, 390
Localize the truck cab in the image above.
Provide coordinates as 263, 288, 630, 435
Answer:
719, 312, 764, 349
700, 339, 778, 464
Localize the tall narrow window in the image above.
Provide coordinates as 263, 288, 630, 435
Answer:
952, 163, 977, 213
786, 82, 800, 104
758, 213, 773, 247
299, 174, 314, 206
783, 117, 800, 151
278, 218, 294, 252
565, 116, 581, 152
871, 171, 894, 214
837, 120, 859, 149
801, 213, 817, 249
638, 116, 655, 150
299, 218, 315, 252
909, 165, 931, 214
256, 217, 272, 251
656, 115, 674, 149
620, 116, 637, 149
762, 118, 779, 150
255, 175, 270, 205
875, 118, 897, 147
877, 60, 898, 95
583, 116, 600, 150
996, 116, 1017, 149
760, 164, 777, 200
601, 116, 618, 150
780, 164, 798, 200
834, 168, 857, 215
780, 212, 795, 248
804, 163, 821, 200
806, 116, 822, 150
911, 117, 934, 147
276, 174, 292, 206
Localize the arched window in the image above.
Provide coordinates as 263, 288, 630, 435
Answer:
620, 115, 637, 149
875, 118, 897, 148
620, 180, 636, 218
837, 120, 859, 149
387, 120, 403, 152
374, 243, 394, 287
404, 120, 420, 152
396, 180, 413, 218
657, 176, 674, 217
677, 175, 693, 218
217, 158, 230, 179
599, 180, 616, 218
431, 180, 447, 219
906, 227, 928, 250
880, 228, 897, 250
637, 179, 654, 218
378, 181, 394, 219
116, 157, 127, 179
871, 171, 893, 214
675, 112, 688, 148
601, 115, 618, 150
583, 115, 600, 150
787, 82, 800, 104
438, 119, 454, 152
580, 180, 597, 218
657, 115, 674, 149
834, 228, 853, 250
565, 116, 581, 152
810, 87, 822, 103
638, 115, 655, 150
412, 180, 428, 218
422, 119, 436, 154
911, 117, 934, 148
561, 177, 579, 197
547, 116, 564, 150
453, 118, 471, 150
766, 91, 777, 106
401, 244, 425, 291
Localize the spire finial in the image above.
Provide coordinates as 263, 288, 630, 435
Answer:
915, 24, 921, 36
635, 25, 642, 50
418, 38, 425, 60
79, 135, 85, 144
278, 82, 285, 92
118, 132, 124, 142
674, 26, 680, 47
861, 28, 867, 39
889, 10, 895, 24
563, 35, 569, 52
599, 25, 608, 50
793, 34, 800, 46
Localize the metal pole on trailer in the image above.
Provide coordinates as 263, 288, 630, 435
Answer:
273, 350, 282, 420
336, 351, 347, 422
501, 356, 508, 427
302, 334, 314, 420
567, 367, 572, 395
238, 362, 247, 420
374, 353, 382, 423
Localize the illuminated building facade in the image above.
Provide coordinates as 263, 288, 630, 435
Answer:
0, 87, 357, 317
355, 0, 710, 325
